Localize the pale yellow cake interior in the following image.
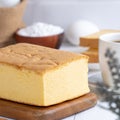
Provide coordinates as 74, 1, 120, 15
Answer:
0, 43, 89, 106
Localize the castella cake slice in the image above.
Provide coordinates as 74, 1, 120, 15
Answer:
0, 43, 89, 106
80, 29, 120, 48
83, 48, 98, 63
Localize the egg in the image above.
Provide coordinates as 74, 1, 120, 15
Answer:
65, 20, 99, 46
0, 0, 20, 7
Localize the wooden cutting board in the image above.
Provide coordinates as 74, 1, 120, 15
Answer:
0, 93, 97, 120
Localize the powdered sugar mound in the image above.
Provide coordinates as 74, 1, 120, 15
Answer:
17, 22, 64, 37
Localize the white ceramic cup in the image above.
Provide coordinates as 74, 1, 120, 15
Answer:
99, 33, 120, 91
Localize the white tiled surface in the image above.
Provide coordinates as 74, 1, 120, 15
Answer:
24, 0, 120, 30
63, 106, 117, 120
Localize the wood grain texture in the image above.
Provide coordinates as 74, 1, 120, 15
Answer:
0, 93, 97, 120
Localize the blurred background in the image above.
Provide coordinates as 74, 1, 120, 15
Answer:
24, 0, 120, 30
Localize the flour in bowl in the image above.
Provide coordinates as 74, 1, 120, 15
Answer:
17, 22, 64, 37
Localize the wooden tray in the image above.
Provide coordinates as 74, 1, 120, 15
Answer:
0, 93, 97, 120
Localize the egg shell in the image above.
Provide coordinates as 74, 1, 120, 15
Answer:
65, 20, 99, 45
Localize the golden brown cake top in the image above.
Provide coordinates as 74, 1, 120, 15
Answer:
0, 43, 88, 73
